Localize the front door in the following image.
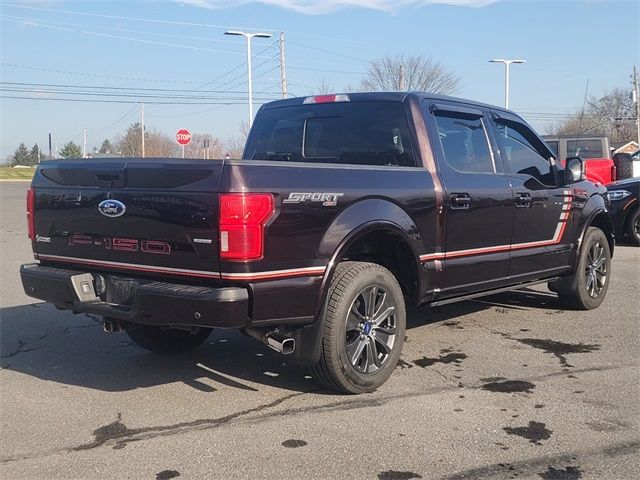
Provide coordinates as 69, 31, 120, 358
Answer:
490, 113, 574, 281
425, 102, 513, 297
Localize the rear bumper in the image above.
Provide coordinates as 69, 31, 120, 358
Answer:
20, 263, 249, 328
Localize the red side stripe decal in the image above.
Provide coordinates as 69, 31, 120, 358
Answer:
420, 190, 572, 262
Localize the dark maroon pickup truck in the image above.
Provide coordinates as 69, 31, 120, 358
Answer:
21, 92, 613, 393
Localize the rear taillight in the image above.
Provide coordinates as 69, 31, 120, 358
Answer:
219, 193, 275, 261
27, 188, 35, 240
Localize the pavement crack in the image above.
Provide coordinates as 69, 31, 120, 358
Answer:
72, 390, 312, 451
0, 340, 44, 359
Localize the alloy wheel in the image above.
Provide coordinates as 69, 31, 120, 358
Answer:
585, 241, 607, 298
345, 285, 397, 374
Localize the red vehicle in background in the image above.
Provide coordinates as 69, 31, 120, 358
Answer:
542, 135, 616, 185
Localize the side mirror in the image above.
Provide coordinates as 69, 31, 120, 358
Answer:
564, 157, 585, 184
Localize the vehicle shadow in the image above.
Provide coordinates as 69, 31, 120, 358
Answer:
0, 288, 564, 394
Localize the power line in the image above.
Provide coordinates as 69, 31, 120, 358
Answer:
0, 81, 275, 95
0, 17, 274, 58
286, 40, 369, 64
1, 14, 249, 46
1, 62, 204, 84
194, 41, 278, 90
1, 3, 276, 31
88, 105, 142, 134
288, 65, 365, 75
0, 96, 273, 105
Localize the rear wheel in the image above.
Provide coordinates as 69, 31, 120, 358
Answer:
626, 209, 640, 246
310, 261, 406, 394
126, 324, 212, 354
554, 227, 611, 310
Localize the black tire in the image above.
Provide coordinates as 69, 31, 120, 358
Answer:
625, 209, 640, 246
613, 152, 633, 180
553, 227, 611, 310
310, 261, 406, 394
126, 324, 212, 354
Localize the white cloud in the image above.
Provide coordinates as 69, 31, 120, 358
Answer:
175, 0, 497, 15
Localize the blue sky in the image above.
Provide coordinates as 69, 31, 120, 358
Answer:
0, 0, 638, 159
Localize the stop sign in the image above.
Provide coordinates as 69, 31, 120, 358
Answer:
176, 129, 192, 145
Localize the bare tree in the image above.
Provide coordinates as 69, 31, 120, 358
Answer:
146, 131, 178, 157
183, 133, 224, 159
116, 124, 177, 157
313, 80, 334, 94
360, 54, 461, 95
224, 121, 251, 159
547, 88, 636, 143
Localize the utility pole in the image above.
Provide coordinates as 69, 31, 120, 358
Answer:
140, 103, 145, 158
399, 64, 405, 91
82, 128, 87, 158
279, 32, 288, 99
633, 65, 640, 147
48, 133, 52, 160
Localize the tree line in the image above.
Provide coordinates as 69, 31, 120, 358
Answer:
5, 122, 246, 166
5, 54, 637, 166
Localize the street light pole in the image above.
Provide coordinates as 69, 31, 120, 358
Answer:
225, 30, 272, 127
489, 59, 526, 109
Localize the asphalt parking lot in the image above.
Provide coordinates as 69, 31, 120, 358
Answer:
1, 181, 639, 480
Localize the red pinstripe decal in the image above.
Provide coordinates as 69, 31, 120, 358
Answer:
220, 267, 326, 281
35, 254, 326, 281
420, 193, 572, 262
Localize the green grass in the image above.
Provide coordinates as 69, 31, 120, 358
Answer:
0, 167, 36, 180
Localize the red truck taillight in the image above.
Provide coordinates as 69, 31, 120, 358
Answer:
219, 193, 275, 261
27, 187, 35, 240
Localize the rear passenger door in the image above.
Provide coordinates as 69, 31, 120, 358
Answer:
489, 112, 573, 281
425, 102, 513, 297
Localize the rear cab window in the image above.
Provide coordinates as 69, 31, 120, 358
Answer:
244, 101, 416, 167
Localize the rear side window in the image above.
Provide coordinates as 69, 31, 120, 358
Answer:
244, 102, 415, 167
567, 139, 603, 159
433, 113, 495, 173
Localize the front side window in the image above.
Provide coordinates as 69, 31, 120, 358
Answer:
545, 140, 559, 157
495, 122, 555, 186
433, 113, 495, 173
244, 101, 415, 167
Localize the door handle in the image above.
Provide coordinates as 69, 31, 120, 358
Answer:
450, 193, 470, 210
515, 192, 531, 208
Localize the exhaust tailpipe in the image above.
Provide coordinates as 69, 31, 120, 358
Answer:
245, 328, 295, 355
103, 319, 128, 333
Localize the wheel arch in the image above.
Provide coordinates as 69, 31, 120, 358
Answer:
287, 199, 422, 367
578, 209, 615, 261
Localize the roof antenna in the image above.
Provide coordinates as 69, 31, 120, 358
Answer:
574, 79, 590, 152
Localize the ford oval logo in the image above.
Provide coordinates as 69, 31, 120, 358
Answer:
98, 199, 126, 218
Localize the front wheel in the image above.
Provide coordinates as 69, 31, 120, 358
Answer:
554, 227, 611, 310
625, 209, 640, 246
310, 261, 406, 394
126, 324, 212, 354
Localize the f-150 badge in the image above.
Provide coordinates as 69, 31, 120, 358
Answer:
283, 192, 344, 207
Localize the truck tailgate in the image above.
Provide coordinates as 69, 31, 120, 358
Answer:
31, 159, 223, 279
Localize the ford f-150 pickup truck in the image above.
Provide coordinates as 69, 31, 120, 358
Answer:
20, 92, 614, 393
